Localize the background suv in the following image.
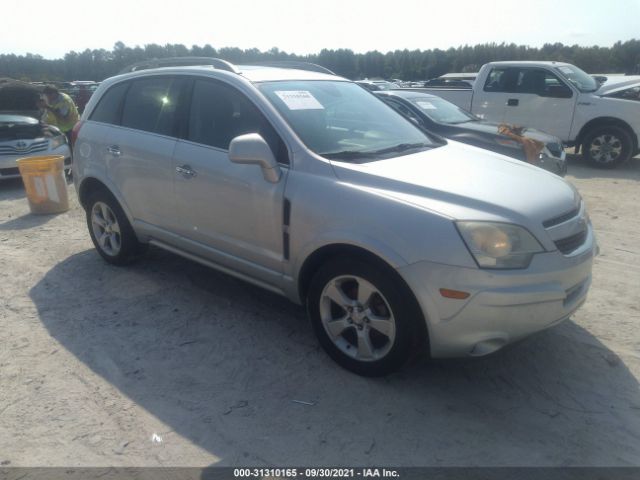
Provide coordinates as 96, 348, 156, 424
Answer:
73, 58, 596, 376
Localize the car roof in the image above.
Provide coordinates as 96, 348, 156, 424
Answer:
375, 90, 438, 100
486, 61, 573, 68
237, 65, 345, 82
106, 64, 345, 84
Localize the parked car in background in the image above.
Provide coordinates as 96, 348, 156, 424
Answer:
376, 90, 567, 176
433, 72, 478, 83
418, 61, 640, 168
0, 114, 71, 179
356, 79, 400, 91
422, 78, 474, 89
74, 58, 596, 376
67, 81, 100, 113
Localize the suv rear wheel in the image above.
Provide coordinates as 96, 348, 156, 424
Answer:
85, 190, 146, 265
307, 257, 423, 376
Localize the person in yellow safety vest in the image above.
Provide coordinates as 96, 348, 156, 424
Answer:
40, 85, 79, 144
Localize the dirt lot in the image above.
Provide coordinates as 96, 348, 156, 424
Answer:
0, 153, 639, 467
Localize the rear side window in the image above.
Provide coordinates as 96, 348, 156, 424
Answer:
484, 68, 519, 92
121, 77, 186, 137
89, 82, 129, 125
187, 79, 288, 164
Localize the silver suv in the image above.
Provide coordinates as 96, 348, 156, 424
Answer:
73, 58, 597, 376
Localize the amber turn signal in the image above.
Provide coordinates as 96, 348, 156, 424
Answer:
439, 288, 470, 300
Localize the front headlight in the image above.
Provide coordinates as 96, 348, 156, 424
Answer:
50, 134, 67, 150
456, 221, 545, 269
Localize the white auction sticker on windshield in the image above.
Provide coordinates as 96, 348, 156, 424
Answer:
275, 91, 324, 110
416, 101, 436, 110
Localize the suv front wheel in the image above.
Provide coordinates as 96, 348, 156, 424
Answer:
85, 190, 146, 265
307, 257, 423, 376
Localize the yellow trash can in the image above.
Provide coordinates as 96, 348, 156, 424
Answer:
16, 155, 70, 215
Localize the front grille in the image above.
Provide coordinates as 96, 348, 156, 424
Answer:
0, 167, 20, 176
0, 140, 49, 156
554, 229, 588, 255
546, 142, 564, 158
543, 207, 580, 228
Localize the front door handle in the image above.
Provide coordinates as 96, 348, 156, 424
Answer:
507, 98, 519, 106
107, 145, 121, 156
176, 164, 197, 178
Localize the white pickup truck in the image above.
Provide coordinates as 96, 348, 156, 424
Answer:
419, 61, 640, 168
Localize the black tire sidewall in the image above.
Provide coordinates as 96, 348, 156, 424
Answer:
85, 190, 143, 265
582, 125, 632, 169
307, 257, 424, 376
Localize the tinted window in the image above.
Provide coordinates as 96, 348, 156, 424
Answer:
484, 68, 518, 92
121, 77, 185, 136
385, 99, 422, 124
89, 82, 129, 125
409, 97, 476, 124
484, 67, 570, 96
187, 80, 288, 164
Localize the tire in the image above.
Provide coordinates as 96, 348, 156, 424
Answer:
307, 256, 425, 376
85, 189, 146, 265
582, 125, 633, 169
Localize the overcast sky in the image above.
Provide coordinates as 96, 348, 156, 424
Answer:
2, 0, 639, 59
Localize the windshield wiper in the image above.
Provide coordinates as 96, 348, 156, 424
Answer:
369, 142, 430, 155
321, 150, 373, 160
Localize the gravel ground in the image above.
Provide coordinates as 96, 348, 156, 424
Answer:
0, 153, 639, 467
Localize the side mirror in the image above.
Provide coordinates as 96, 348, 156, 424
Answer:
228, 133, 281, 183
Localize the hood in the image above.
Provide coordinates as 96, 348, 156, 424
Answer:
595, 76, 640, 95
449, 120, 559, 144
0, 115, 59, 141
330, 141, 577, 228
0, 113, 39, 125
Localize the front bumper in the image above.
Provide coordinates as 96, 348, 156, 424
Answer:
0, 145, 72, 179
398, 224, 596, 358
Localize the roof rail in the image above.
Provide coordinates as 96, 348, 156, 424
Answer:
249, 61, 336, 75
118, 57, 240, 75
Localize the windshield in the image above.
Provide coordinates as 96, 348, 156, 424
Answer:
409, 96, 476, 124
258, 80, 433, 161
555, 65, 598, 93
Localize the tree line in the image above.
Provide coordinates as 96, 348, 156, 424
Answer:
1, 39, 639, 82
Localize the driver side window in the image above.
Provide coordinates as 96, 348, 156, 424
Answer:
187, 79, 289, 165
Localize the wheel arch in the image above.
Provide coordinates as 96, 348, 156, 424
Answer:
297, 242, 430, 354
576, 117, 638, 153
77, 176, 134, 223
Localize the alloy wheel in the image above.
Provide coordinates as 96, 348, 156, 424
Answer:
319, 275, 396, 362
589, 134, 623, 164
91, 201, 121, 256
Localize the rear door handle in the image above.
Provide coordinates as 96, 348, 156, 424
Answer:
507, 98, 519, 106
176, 164, 197, 178
107, 145, 121, 156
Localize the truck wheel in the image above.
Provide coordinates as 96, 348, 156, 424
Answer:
582, 125, 633, 169
307, 256, 424, 376
85, 190, 146, 265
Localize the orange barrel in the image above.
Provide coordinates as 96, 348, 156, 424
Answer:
16, 155, 69, 215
